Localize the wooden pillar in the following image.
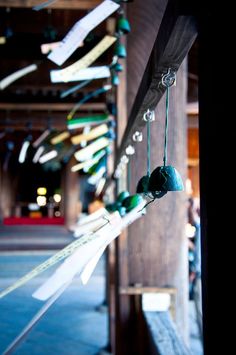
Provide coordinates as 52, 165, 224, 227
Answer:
0, 163, 17, 219
112, 1, 189, 353
62, 157, 80, 228
197, 10, 231, 353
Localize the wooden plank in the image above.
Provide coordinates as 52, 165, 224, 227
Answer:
0, 102, 106, 111
144, 312, 191, 355
0, 0, 100, 10
113, 0, 197, 171
120, 286, 176, 295
187, 101, 198, 115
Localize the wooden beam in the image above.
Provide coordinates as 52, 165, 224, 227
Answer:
144, 312, 191, 355
120, 286, 176, 295
187, 101, 198, 115
0, 0, 100, 10
0, 102, 106, 111
113, 0, 197, 172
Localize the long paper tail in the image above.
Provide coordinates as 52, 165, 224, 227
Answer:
32, 212, 121, 301
33, 201, 147, 301
0, 219, 109, 299
2, 281, 70, 355
81, 200, 147, 284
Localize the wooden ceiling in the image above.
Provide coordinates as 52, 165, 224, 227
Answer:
0, 0, 198, 154
0, 0, 113, 134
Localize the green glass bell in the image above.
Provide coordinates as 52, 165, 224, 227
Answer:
117, 206, 126, 217
148, 165, 184, 195
117, 15, 131, 35
122, 194, 143, 212
112, 73, 120, 86
114, 41, 127, 58
117, 190, 130, 203
106, 202, 117, 212
114, 62, 123, 72
136, 175, 150, 194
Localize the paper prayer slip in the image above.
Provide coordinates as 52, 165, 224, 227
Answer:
48, 0, 119, 65
33, 201, 146, 301
0, 64, 37, 90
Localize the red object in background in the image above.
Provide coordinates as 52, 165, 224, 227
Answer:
3, 217, 64, 225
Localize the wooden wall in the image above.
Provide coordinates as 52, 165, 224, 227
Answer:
110, 0, 190, 353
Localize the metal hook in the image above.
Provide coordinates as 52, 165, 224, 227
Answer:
161, 68, 176, 88
143, 109, 155, 122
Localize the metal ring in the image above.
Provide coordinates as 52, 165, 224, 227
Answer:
161, 68, 176, 87
143, 109, 155, 122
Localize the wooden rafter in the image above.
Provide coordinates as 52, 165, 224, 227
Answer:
112, 0, 198, 174
0, 0, 100, 10
0, 102, 106, 111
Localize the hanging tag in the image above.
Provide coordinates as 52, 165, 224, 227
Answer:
41, 41, 61, 54
70, 207, 108, 231
71, 124, 109, 145
48, 0, 119, 66
71, 149, 107, 173
50, 65, 110, 83
67, 114, 110, 130
34, 200, 146, 300
0, 64, 37, 90
32, 212, 122, 301
52, 36, 116, 82
0, 221, 111, 299
74, 137, 110, 162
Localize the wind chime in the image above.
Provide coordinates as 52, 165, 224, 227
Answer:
136, 69, 184, 204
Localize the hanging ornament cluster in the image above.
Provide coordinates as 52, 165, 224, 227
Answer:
114, 68, 184, 206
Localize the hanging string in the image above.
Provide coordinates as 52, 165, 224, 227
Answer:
163, 86, 169, 166
67, 85, 111, 120
127, 159, 131, 192
147, 118, 151, 176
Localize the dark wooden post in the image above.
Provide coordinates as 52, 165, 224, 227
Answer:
112, 1, 190, 353
62, 157, 80, 228
197, 9, 232, 353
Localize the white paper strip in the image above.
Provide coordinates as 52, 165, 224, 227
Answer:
78, 207, 108, 226
74, 137, 109, 162
50, 65, 110, 83
87, 166, 106, 185
33, 201, 147, 301
41, 41, 61, 54
39, 150, 58, 164
0, 64, 37, 90
81, 200, 148, 284
48, 0, 119, 66
73, 216, 108, 238
53, 36, 116, 82
33, 212, 121, 300
33, 146, 45, 164
71, 124, 108, 145
2, 281, 69, 355
33, 129, 50, 148
80, 247, 106, 285
0, 219, 110, 299
71, 149, 106, 173
69, 207, 108, 232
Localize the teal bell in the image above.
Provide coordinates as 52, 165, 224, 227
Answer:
148, 165, 184, 197
122, 194, 143, 212
106, 202, 117, 212
117, 206, 126, 217
114, 62, 123, 72
114, 41, 127, 58
136, 175, 150, 194
117, 15, 131, 35
112, 73, 120, 86
117, 190, 130, 203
